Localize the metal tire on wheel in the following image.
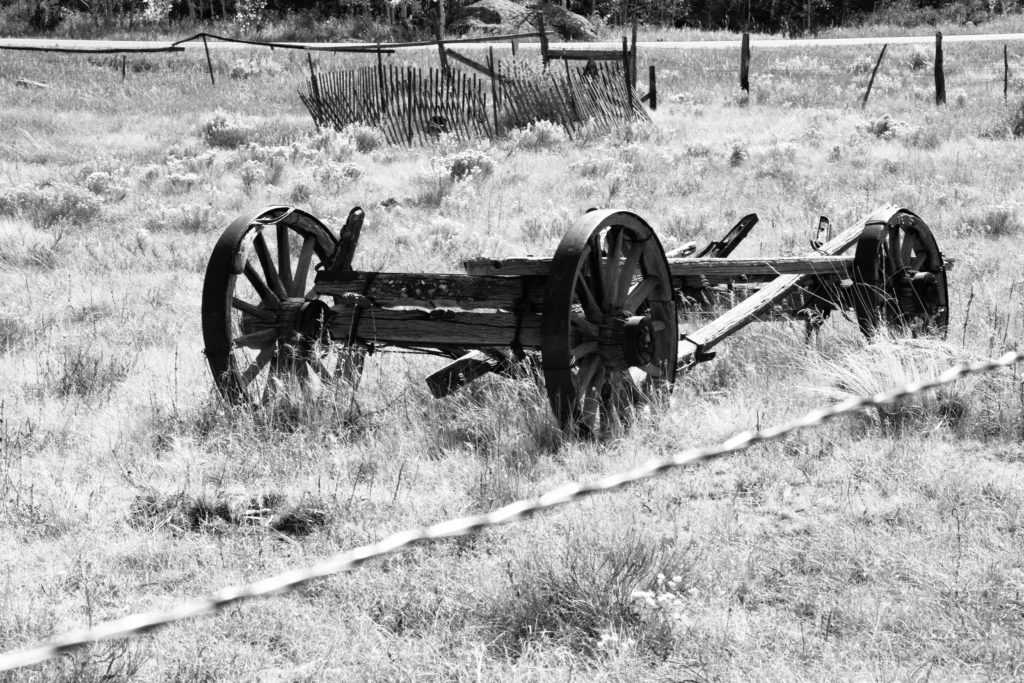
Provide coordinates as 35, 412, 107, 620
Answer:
853, 209, 949, 338
202, 206, 359, 403
541, 210, 678, 436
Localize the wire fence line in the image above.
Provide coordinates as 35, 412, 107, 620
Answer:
0, 349, 1021, 672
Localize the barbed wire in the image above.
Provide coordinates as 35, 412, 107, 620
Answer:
1, 349, 1021, 672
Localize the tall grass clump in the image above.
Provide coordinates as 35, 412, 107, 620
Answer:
958, 205, 1022, 238
809, 339, 974, 434
39, 343, 136, 398
487, 520, 693, 659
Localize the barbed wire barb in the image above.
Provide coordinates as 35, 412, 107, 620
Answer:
1, 350, 1020, 673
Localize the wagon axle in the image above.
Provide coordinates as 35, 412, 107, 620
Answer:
202, 204, 951, 433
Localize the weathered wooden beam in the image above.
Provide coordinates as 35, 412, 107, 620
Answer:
445, 47, 503, 81
464, 254, 856, 280
425, 350, 512, 398
678, 206, 899, 368
317, 271, 545, 311
327, 308, 542, 349
546, 48, 622, 62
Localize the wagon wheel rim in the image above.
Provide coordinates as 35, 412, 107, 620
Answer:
853, 210, 949, 339
202, 206, 361, 403
542, 210, 678, 436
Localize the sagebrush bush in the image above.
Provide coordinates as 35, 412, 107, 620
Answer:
860, 113, 907, 139
314, 161, 364, 189
437, 149, 495, 180
202, 109, 255, 148
0, 182, 101, 229
907, 45, 931, 71
229, 57, 282, 80
510, 121, 567, 151
343, 124, 387, 153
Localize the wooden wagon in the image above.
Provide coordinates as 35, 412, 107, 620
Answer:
201, 204, 950, 434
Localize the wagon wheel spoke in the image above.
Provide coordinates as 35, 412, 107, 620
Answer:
277, 223, 294, 294
571, 340, 599, 359
603, 228, 625, 308
290, 236, 316, 298
614, 238, 644, 310
232, 297, 275, 322
253, 230, 288, 300
234, 328, 279, 349
244, 260, 280, 308
239, 345, 277, 387
575, 269, 603, 321
624, 276, 658, 313
587, 239, 605, 311
570, 313, 599, 337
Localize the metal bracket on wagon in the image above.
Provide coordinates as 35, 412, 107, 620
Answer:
200, 203, 953, 436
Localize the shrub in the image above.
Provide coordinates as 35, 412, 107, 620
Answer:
728, 140, 748, 167
437, 150, 495, 180
859, 113, 907, 139
510, 121, 568, 151
239, 160, 267, 195
959, 205, 1022, 238
907, 45, 931, 71
289, 182, 313, 203
343, 124, 387, 153
229, 57, 282, 80
161, 172, 201, 194
313, 161, 364, 189
82, 171, 129, 200
0, 182, 101, 229
202, 110, 254, 149
906, 126, 941, 150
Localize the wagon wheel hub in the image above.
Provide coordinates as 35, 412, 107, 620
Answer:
240, 298, 332, 353
598, 312, 655, 370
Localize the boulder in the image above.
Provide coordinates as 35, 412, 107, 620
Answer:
449, 0, 532, 34
449, 0, 597, 41
534, 3, 598, 41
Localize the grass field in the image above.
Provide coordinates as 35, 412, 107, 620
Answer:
2, 29, 1024, 681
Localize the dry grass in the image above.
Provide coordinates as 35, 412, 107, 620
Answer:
1, 30, 1024, 681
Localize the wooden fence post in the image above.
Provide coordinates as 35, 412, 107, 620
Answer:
511, 38, 518, 57
406, 66, 414, 144
202, 34, 215, 86
538, 13, 549, 66
377, 42, 387, 113
434, 24, 450, 82
1005, 44, 1009, 100
648, 64, 656, 110
935, 31, 946, 105
862, 44, 887, 108
621, 37, 633, 117
307, 53, 319, 103
630, 15, 638, 86
740, 32, 750, 93
121, 54, 126, 82
488, 46, 500, 135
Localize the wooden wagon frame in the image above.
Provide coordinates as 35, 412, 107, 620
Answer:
202, 203, 950, 434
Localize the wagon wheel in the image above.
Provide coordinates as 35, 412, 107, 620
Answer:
202, 206, 360, 403
542, 210, 678, 436
853, 209, 949, 338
